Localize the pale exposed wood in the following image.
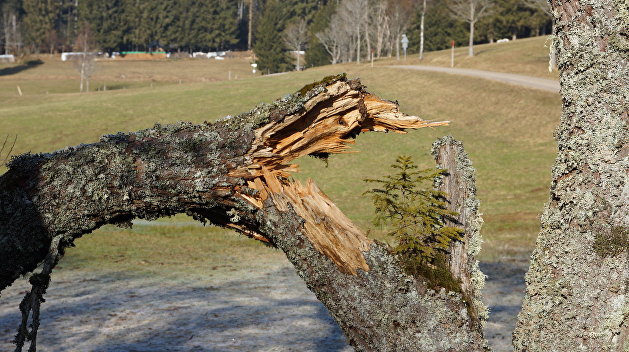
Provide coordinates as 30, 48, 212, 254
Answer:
433, 137, 487, 321
231, 79, 448, 274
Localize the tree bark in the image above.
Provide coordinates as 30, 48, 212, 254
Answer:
0, 75, 488, 351
419, 0, 426, 61
513, 1, 628, 351
432, 136, 487, 323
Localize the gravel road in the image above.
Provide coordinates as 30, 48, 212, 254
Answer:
0, 256, 528, 351
388, 65, 560, 93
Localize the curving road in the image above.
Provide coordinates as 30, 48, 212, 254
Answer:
389, 65, 560, 93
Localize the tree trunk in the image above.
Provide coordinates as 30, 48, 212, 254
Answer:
468, 20, 474, 57
248, 0, 253, 51
395, 33, 400, 60
79, 56, 85, 92
356, 26, 361, 64
419, 0, 426, 61
513, 1, 628, 351
1, 75, 487, 352
432, 136, 486, 322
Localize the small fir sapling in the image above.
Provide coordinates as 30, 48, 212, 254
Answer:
364, 155, 463, 263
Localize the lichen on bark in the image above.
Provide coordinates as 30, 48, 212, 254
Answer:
1, 74, 488, 352
513, 0, 628, 350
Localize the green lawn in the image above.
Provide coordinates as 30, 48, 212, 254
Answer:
0, 44, 561, 270
377, 36, 560, 80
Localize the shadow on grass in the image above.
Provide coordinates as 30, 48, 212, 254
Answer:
0, 59, 43, 76
0, 266, 353, 351
480, 259, 529, 352
96, 84, 130, 91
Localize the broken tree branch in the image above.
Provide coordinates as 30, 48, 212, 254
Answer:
1, 74, 486, 351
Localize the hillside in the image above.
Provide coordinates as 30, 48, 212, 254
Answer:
382, 36, 560, 80
0, 37, 560, 264
0, 37, 563, 352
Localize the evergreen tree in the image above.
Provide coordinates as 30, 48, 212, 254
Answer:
200, 0, 239, 51
164, 0, 200, 52
282, 0, 321, 23
407, 2, 467, 52
364, 156, 463, 262
305, 2, 334, 67
80, 0, 125, 53
123, 0, 151, 50
22, 0, 58, 53
253, 0, 290, 74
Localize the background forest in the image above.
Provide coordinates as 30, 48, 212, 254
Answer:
0, 0, 551, 72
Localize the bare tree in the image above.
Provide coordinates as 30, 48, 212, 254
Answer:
1, 5, 22, 55
316, 14, 346, 64
340, 0, 368, 63
72, 25, 96, 93
387, 0, 413, 60
446, 0, 493, 56
316, 1, 362, 65
283, 18, 307, 71
419, 0, 427, 60
368, 0, 390, 59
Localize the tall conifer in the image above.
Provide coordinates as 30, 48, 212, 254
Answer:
253, 0, 290, 74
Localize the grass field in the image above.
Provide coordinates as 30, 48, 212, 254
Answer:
378, 36, 560, 80
0, 55, 257, 99
0, 38, 561, 273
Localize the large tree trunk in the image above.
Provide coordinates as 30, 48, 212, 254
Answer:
513, 1, 628, 351
0, 75, 488, 351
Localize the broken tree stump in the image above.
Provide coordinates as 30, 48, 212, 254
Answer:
432, 136, 487, 327
1, 74, 487, 351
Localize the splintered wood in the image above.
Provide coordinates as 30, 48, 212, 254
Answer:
264, 172, 372, 274
235, 78, 447, 274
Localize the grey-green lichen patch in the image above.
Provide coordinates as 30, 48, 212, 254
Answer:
594, 226, 629, 258
610, 0, 629, 52
514, 0, 629, 350
252, 192, 487, 351
1, 74, 489, 351
0, 74, 361, 296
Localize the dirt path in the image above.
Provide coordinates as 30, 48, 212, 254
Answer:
389, 65, 559, 93
0, 256, 527, 351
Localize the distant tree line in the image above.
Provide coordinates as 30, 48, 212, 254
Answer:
255, 0, 551, 73
0, 0, 550, 72
0, 0, 253, 54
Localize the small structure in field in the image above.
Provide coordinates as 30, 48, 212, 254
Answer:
0, 54, 15, 63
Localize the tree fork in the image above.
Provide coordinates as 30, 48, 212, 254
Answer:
1, 74, 487, 351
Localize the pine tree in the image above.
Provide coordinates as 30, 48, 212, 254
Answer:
123, 0, 150, 50
364, 155, 463, 262
22, 0, 59, 53
201, 0, 239, 51
407, 1, 468, 52
80, 0, 125, 53
253, 0, 290, 74
305, 2, 334, 67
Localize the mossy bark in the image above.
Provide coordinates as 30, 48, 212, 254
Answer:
0, 76, 487, 351
513, 1, 628, 351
